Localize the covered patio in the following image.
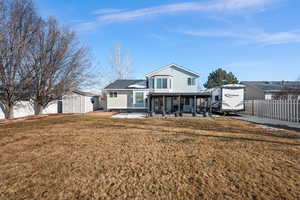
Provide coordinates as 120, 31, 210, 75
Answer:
148, 92, 212, 117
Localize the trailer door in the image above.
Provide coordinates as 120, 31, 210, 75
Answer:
221, 88, 244, 111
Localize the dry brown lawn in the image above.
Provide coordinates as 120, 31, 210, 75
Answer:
0, 114, 299, 200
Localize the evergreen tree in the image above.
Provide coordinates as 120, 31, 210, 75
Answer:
204, 68, 238, 89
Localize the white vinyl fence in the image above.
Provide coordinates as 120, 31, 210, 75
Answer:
0, 92, 100, 119
244, 100, 300, 122
0, 101, 58, 119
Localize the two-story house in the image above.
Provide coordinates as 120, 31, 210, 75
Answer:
104, 64, 210, 116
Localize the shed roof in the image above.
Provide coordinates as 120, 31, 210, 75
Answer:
72, 90, 96, 97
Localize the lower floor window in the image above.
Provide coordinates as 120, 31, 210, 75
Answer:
135, 92, 144, 104
110, 92, 117, 98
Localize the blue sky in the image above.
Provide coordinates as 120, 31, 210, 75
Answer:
33, 0, 300, 86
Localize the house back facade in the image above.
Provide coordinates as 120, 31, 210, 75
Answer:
104, 64, 210, 115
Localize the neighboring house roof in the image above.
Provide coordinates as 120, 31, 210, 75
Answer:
241, 81, 300, 92
104, 79, 146, 90
72, 90, 96, 97
146, 64, 200, 77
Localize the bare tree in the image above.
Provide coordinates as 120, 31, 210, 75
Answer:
0, 0, 38, 119
27, 17, 90, 115
109, 44, 133, 80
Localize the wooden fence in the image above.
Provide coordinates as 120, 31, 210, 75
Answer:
244, 100, 300, 123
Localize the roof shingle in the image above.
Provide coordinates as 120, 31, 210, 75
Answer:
104, 79, 146, 89
242, 81, 300, 91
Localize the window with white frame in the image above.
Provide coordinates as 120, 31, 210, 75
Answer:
109, 92, 117, 98
187, 77, 196, 86
135, 92, 144, 104
157, 78, 168, 89
151, 78, 155, 89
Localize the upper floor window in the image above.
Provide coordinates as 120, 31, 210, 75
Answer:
188, 77, 196, 86
157, 78, 168, 89
151, 78, 155, 89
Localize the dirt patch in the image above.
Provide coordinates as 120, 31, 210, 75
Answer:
0, 115, 299, 200
87, 111, 118, 116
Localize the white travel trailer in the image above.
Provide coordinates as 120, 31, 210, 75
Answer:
210, 84, 245, 113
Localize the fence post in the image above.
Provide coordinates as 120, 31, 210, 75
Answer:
287, 99, 289, 122
252, 100, 254, 115
285, 99, 290, 121
293, 100, 296, 122
296, 100, 300, 122
279, 100, 282, 121
272, 100, 275, 119
288, 99, 290, 121
274, 100, 277, 120
288, 99, 292, 122
284, 99, 286, 121
268, 100, 270, 119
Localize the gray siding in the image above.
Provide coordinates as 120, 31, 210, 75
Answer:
106, 90, 149, 110
106, 90, 132, 109
244, 86, 265, 100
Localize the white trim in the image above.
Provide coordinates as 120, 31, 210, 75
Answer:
107, 107, 147, 109
133, 90, 145, 106
104, 88, 150, 91
146, 64, 200, 77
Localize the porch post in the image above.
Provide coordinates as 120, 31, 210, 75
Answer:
162, 96, 166, 116
209, 96, 212, 116
151, 96, 155, 116
179, 95, 182, 116
193, 96, 196, 116
148, 95, 152, 116
171, 97, 174, 113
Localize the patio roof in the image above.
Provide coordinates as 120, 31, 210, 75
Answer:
148, 92, 211, 98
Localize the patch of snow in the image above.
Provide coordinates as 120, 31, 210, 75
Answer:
256, 124, 284, 131
112, 113, 147, 119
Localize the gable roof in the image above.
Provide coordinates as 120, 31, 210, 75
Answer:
146, 64, 200, 77
104, 79, 146, 90
241, 81, 300, 92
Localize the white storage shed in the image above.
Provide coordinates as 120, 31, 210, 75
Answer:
62, 90, 96, 114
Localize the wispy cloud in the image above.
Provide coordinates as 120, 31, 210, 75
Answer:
181, 29, 300, 45
91, 8, 125, 15
78, 0, 278, 30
